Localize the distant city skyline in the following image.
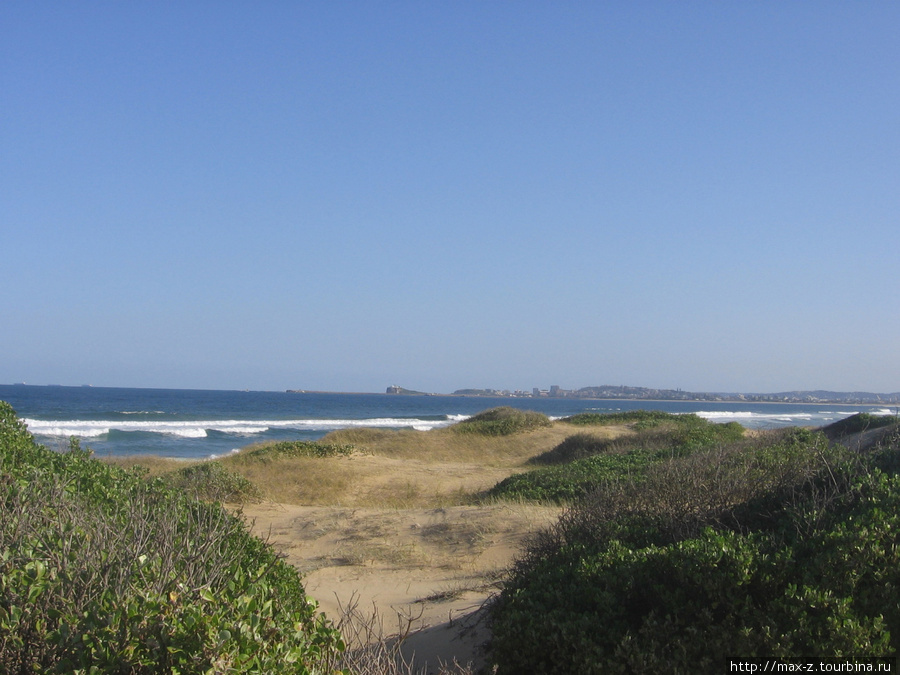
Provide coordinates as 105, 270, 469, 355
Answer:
442, 385, 900, 405
395, 384, 900, 405
5, 381, 899, 406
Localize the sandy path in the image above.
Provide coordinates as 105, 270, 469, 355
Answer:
241, 501, 560, 673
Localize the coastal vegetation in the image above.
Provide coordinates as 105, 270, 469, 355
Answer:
240, 439, 356, 461
821, 411, 898, 438
451, 406, 552, 436
489, 418, 900, 673
4, 400, 899, 673
0, 401, 344, 673
164, 460, 263, 503
487, 412, 745, 503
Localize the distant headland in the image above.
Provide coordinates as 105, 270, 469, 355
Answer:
380, 384, 900, 405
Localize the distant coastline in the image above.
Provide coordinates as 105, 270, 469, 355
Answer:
6, 382, 896, 407
378, 384, 900, 406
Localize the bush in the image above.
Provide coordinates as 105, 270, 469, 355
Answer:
823, 412, 897, 438
487, 450, 657, 503
528, 433, 616, 466
0, 401, 345, 673
241, 439, 356, 461
562, 410, 679, 429
487, 416, 745, 504
871, 427, 900, 475
452, 407, 551, 436
489, 428, 899, 673
165, 461, 262, 503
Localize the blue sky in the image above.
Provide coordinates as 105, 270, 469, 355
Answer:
3, 2, 898, 394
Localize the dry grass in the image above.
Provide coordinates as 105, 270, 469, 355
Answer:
229, 423, 623, 508
224, 454, 355, 504
99, 421, 631, 510
324, 593, 479, 675
242, 500, 561, 672
321, 423, 605, 465
98, 454, 195, 476
88, 417, 638, 672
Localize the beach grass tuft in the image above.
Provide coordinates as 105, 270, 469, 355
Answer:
451, 406, 552, 436
163, 460, 262, 503
237, 438, 357, 461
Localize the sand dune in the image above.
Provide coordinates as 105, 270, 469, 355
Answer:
242, 500, 560, 673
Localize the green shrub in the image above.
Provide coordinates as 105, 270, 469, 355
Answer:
562, 409, 679, 429
242, 439, 356, 461
490, 428, 899, 673
823, 412, 897, 438
488, 416, 745, 503
660, 415, 745, 456
871, 428, 900, 475
487, 450, 657, 503
529, 432, 617, 465
0, 401, 345, 673
165, 461, 262, 503
452, 407, 552, 436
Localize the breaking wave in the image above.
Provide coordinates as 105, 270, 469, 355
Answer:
694, 408, 896, 428
22, 414, 470, 440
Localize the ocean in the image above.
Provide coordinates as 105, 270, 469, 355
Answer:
1, 384, 895, 460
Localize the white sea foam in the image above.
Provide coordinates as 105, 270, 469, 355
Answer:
23, 419, 216, 438
870, 408, 897, 416
22, 415, 463, 439
23, 407, 893, 440
208, 448, 243, 460
697, 407, 897, 425
693, 410, 857, 428
697, 411, 815, 420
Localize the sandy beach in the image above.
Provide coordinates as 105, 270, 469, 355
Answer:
229, 423, 588, 673
186, 417, 627, 672
242, 501, 560, 673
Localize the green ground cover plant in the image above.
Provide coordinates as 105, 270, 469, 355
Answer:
562, 409, 680, 429
0, 401, 345, 674
489, 424, 900, 674
486, 413, 744, 503
164, 461, 263, 503
486, 450, 657, 503
239, 440, 357, 461
822, 411, 898, 438
452, 407, 552, 436
527, 432, 617, 465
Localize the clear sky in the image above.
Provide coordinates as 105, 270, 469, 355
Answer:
2, 2, 898, 394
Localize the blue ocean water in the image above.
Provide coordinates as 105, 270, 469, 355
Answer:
1, 384, 894, 460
